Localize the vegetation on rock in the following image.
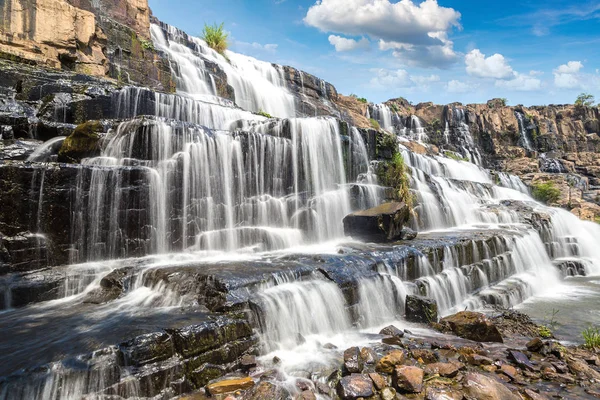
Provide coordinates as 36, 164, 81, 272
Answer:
532, 182, 561, 204
256, 110, 273, 118
583, 326, 600, 348
202, 23, 229, 55
370, 118, 381, 130
376, 151, 412, 207
575, 93, 595, 108
58, 121, 103, 163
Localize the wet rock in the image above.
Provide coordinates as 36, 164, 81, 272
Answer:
295, 391, 316, 400
462, 373, 520, 400
423, 362, 463, 378
405, 295, 438, 323
508, 350, 536, 371
382, 335, 404, 346
411, 349, 438, 364
119, 331, 175, 367
243, 381, 290, 400
380, 325, 405, 338
566, 356, 600, 380
240, 355, 257, 371
393, 365, 424, 393
336, 374, 374, 399
342, 202, 410, 242
526, 338, 544, 352
376, 350, 406, 374
368, 372, 387, 390
465, 354, 494, 366
400, 227, 418, 240
499, 364, 518, 381
522, 389, 550, 400
323, 343, 338, 350
360, 347, 376, 365
343, 347, 363, 373
425, 387, 464, 400
189, 363, 227, 388
207, 377, 255, 395
381, 387, 397, 400
57, 120, 104, 163
439, 311, 503, 343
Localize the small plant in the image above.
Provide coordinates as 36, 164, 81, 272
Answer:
500, 98, 508, 106
139, 39, 155, 51
376, 151, 412, 207
532, 182, 561, 204
582, 326, 600, 348
539, 326, 552, 338
444, 151, 468, 162
370, 118, 381, 130
389, 103, 399, 113
575, 93, 595, 108
202, 22, 229, 55
357, 97, 368, 104
257, 110, 273, 118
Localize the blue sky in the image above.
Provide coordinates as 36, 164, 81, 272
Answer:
148, 0, 600, 106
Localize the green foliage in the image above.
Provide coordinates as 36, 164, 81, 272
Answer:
575, 93, 595, 108
389, 103, 399, 113
257, 110, 273, 119
500, 98, 508, 106
377, 152, 412, 207
532, 182, 561, 204
539, 326, 552, 338
370, 118, 381, 130
357, 97, 368, 104
583, 326, 600, 348
444, 151, 468, 162
202, 22, 229, 55
139, 39, 155, 51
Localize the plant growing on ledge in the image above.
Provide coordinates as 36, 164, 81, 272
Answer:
583, 326, 600, 348
376, 152, 412, 207
532, 182, 561, 204
575, 93, 595, 108
202, 22, 229, 56
370, 118, 381, 130
257, 110, 273, 118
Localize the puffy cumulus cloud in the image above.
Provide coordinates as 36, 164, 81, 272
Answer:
380, 32, 459, 68
328, 35, 370, 52
236, 41, 278, 53
553, 61, 586, 89
495, 72, 543, 92
370, 68, 440, 89
555, 61, 583, 74
446, 80, 479, 93
305, 0, 461, 68
465, 49, 514, 79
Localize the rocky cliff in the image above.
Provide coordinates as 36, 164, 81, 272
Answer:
0, 0, 173, 90
368, 98, 600, 221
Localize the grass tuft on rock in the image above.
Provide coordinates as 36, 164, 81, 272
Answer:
583, 326, 600, 348
532, 182, 561, 204
370, 118, 381, 130
376, 151, 412, 207
202, 23, 229, 56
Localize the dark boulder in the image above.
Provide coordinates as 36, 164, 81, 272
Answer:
343, 202, 410, 242
343, 347, 363, 373
336, 374, 374, 399
58, 120, 104, 163
439, 311, 503, 343
405, 295, 438, 323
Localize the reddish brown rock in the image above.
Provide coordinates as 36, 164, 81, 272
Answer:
336, 374, 374, 399
376, 350, 406, 374
463, 373, 520, 400
394, 366, 424, 394
440, 311, 503, 343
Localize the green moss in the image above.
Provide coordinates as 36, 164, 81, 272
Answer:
370, 118, 381, 130
539, 325, 552, 338
58, 121, 103, 163
532, 182, 561, 204
444, 151, 468, 162
256, 110, 273, 119
389, 103, 399, 113
376, 152, 412, 207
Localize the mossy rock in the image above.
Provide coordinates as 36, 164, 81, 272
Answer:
58, 120, 103, 163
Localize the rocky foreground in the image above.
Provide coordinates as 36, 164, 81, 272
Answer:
179, 310, 600, 400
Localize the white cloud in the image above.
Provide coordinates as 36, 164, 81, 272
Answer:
465, 49, 514, 79
370, 68, 440, 89
553, 61, 584, 89
328, 35, 370, 52
555, 61, 583, 74
305, 0, 461, 68
446, 80, 479, 93
495, 73, 542, 91
236, 41, 279, 53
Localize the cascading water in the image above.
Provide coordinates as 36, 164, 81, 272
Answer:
449, 108, 482, 165
515, 111, 534, 152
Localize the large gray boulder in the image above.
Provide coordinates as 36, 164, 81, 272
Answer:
343, 202, 411, 242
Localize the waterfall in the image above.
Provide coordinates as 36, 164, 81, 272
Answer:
515, 111, 534, 152
150, 24, 296, 118
69, 117, 372, 262
450, 108, 482, 165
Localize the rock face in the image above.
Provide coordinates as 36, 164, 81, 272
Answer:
463, 373, 520, 400
439, 311, 504, 343
405, 295, 438, 323
0, 0, 174, 90
336, 374, 374, 399
343, 202, 410, 242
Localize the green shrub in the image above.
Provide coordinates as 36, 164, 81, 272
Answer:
532, 182, 561, 204
139, 39, 155, 51
583, 326, 600, 348
539, 326, 552, 338
370, 118, 381, 130
202, 22, 229, 55
575, 93, 595, 108
376, 152, 412, 207
257, 110, 273, 118
389, 103, 399, 113
445, 151, 468, 162
500, 98, 508, 106
357, 97, 368, 104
